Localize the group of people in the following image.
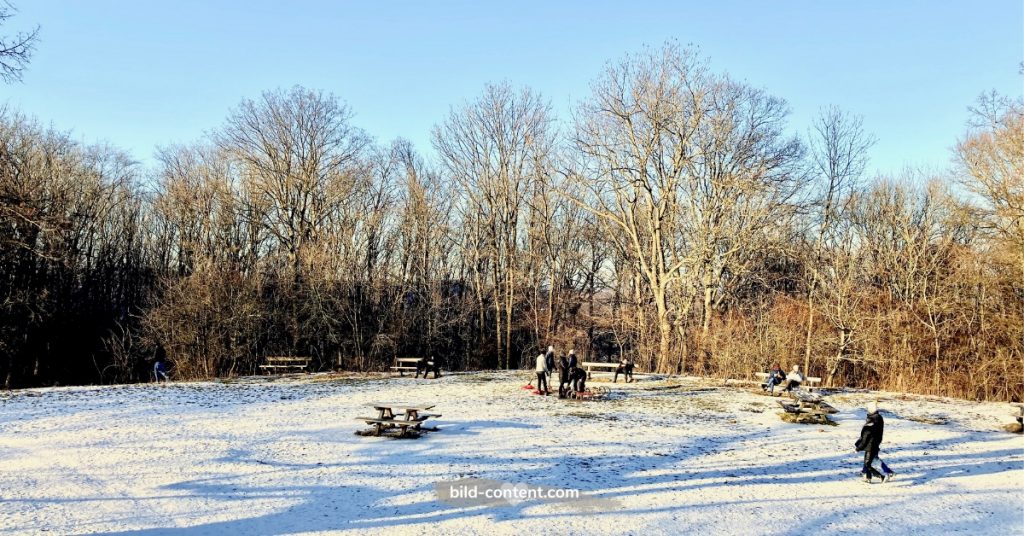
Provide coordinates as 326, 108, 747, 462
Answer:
764, 361, 896, 483
762, 363, 805, 394
533, 346, 588, 398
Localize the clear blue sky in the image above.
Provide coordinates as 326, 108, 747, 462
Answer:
2, 1, 1021, 176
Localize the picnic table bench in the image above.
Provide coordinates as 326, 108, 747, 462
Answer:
581, 361, 643, 380
755, 372, 822, 392
390, 357, 420, 376
259, 356, 311, 374
357, 403, 441, 437
778, 389, 837, 421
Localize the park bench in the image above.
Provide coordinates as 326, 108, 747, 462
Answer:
755, 372, 822, 392
581, 361, 644, 380
357, 403, 441, 437
390, 357, 420, 376
259, 356, 311, 374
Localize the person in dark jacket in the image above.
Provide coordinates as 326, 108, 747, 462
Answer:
613, 356, 634, 383
544, 346, 556, 384
567, 350, 581, 392
557, 354, 571, 398
570, 365, 587, 395
762, 363, 786, 394
855, 401, 895, 483
415, 356, 440, 379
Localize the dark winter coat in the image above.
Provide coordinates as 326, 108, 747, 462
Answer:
855, 411, 884, 453
545, 350, 555, 373
568, 354, 578, 370
558, 356, 570, 380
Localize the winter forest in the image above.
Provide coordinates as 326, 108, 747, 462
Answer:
1, 37, 1021, 400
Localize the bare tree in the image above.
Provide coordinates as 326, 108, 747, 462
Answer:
432, 82, 556, 369
802, 106, 874, 376
0, 2, 38, 83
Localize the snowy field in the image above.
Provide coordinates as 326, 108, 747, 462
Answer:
0, 371, 1021, 536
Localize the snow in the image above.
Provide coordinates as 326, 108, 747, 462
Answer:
0, 371, 1021, 535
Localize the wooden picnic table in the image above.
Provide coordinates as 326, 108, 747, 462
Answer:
778, 389, 837, 420
357, 403, 440, 437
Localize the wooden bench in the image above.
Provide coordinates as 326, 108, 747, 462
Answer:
581, 361, 643, 380
259, 356, 311, 374
389, 357, 420, 376
755, 372, 822, 392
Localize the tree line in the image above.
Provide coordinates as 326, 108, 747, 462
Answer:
0, 44, 1020, 400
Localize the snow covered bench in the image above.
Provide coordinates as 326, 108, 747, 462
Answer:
259, 356, 310, 374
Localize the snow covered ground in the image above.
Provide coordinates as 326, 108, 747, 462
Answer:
0, 371, 1021, 535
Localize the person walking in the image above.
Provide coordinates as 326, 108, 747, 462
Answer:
613, 356, 634, 383
535, 352, 549, 395
153, 359, 169, 383
855, 400, 896, 483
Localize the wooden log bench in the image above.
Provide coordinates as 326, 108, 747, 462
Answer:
755, 372, 822, 392
259, 356, 311, 374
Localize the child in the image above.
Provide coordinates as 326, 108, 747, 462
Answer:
855, 401, 896, 483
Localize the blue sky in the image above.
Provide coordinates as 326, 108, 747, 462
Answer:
2, 1, 1021, 176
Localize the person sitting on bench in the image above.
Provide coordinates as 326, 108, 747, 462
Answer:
613, 356, 634, 383
415, 356, 441, 379
780, 364, 804, 392
762, 362, 786, 394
